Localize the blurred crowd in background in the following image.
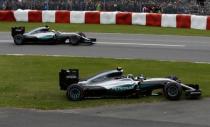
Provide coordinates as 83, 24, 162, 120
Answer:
0, 0, 209, 15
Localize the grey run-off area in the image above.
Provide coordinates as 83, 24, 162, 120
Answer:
1, 99, 210, 127
0, 32, 210, 62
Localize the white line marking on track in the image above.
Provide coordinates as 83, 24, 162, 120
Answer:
0, 40, 13, 43
97, 42, 186, 47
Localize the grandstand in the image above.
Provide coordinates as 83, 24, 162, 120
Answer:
0, 0, 209, 15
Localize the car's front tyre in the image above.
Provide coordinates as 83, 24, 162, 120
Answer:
70, 36, 80, 45
66, 84, 84, 101
164, 82, 182, 100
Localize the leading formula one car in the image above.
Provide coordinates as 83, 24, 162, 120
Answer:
11, 26, 96, 45
59, 67, 201, 101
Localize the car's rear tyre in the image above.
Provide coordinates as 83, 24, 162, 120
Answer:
14, 34, 24, 45
66, 84, 84, 101
164, 83, 182, 100
70, 36, 80, 45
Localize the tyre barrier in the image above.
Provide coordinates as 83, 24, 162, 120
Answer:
0, 10, 210, 30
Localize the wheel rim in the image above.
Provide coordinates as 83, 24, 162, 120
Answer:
65, 38, 70, 43
167, 86, 178, 97
70, 88, 81, 100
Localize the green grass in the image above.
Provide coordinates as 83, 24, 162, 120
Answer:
0, 55, 210, 109
0, 22, 210, 109
1, 21, 210, 36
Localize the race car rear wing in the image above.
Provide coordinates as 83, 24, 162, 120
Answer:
11, 26, 25, 37
59, 69, 79, 90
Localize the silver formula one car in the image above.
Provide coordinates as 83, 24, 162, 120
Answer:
59, 67, 201, 101
11, 26, 96, 45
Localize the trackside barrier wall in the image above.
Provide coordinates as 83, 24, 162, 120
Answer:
176, 14, 191, 28
55, 11, 70, 23
70, 11, 85, 23
132, 13, 146, 25
13, 9, 29, 22
191, 15, 207, 30
28, 10, 42, 22
0, 10, 15, 21
146, 13, 161, 26
161, 14, 177, 28
42, 10, 55, 22
85, 11, 100, 24
100, 12, 117, 24
116, 12, 132, 25
0, 10, 210, 30
207, 17, 210, 30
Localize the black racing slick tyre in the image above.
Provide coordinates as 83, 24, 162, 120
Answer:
70, 36, 80, 45
66, 84, 84, 101
14, 34, 24, 45
164, 83, 182, 100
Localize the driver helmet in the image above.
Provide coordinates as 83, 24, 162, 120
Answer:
45, 25, 50, 31
137, 74, 145, 81
45, 25, 49, 29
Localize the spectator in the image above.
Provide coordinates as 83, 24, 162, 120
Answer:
0, 0, 206, 15
43, 1, 48, 10
96, 1, 101, 11
142, 6, 148, 12
2, 1, 7, 10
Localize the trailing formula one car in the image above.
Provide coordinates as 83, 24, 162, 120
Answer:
11, 26, 96, 45
59, 67, 201, 101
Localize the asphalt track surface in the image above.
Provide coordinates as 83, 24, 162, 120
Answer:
0, 32, 210, 62
1, 32, 210, 127
1, 98, 210, 127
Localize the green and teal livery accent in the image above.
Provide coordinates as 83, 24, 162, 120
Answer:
111, 84, 135, 92
39, 35, 54, 40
